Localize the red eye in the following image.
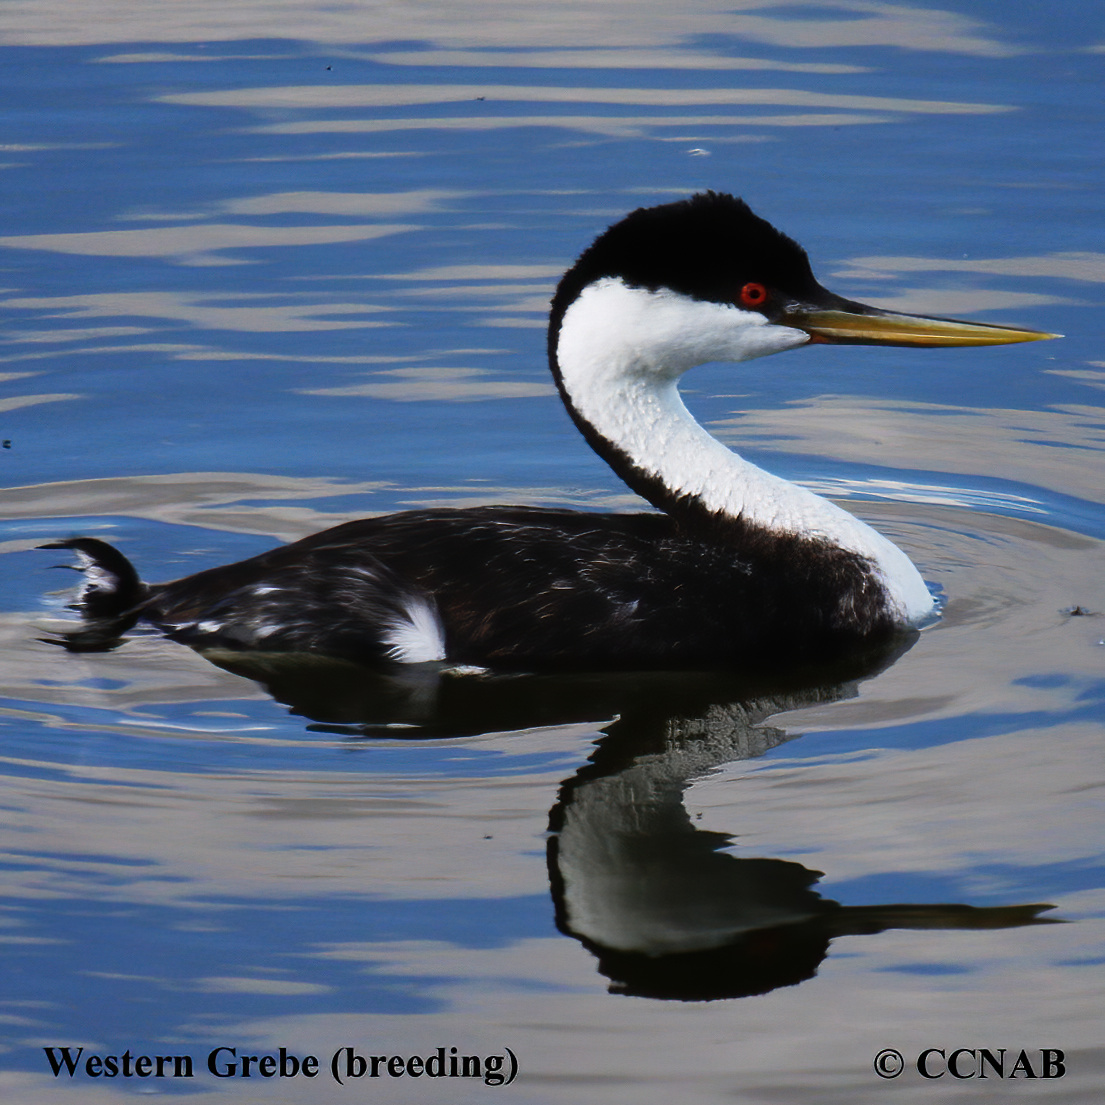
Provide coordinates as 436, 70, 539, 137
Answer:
739, 282, 768, 308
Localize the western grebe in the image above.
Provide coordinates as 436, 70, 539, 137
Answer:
44, 193, 1056, 670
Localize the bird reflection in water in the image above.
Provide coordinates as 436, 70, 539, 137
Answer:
202, 638, 1057, 1002
547, 692, 1055, 1001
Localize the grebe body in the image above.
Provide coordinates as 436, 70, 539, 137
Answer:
46, 193, 1056, 670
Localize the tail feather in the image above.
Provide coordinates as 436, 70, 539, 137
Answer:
39, 537, 146, 650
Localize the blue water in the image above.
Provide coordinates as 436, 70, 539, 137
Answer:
1, 4, 1103, 1101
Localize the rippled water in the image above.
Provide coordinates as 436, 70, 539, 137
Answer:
1, 2, 1103, 1102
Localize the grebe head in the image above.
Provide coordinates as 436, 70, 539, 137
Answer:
549, 191, 1058, 385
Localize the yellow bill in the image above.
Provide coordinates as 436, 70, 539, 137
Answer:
789, 307, 1061, 348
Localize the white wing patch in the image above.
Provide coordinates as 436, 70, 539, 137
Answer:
383, 595, 446, 664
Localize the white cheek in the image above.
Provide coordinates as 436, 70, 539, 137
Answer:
719, 320, 809, 361
560, 279, 807, 380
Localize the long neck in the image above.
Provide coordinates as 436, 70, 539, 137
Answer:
550, 280, 934, 624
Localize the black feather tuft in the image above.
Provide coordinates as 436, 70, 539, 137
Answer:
39, 537, 146, 650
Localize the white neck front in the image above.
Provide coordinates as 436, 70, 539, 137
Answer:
554, 279, 934, 624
